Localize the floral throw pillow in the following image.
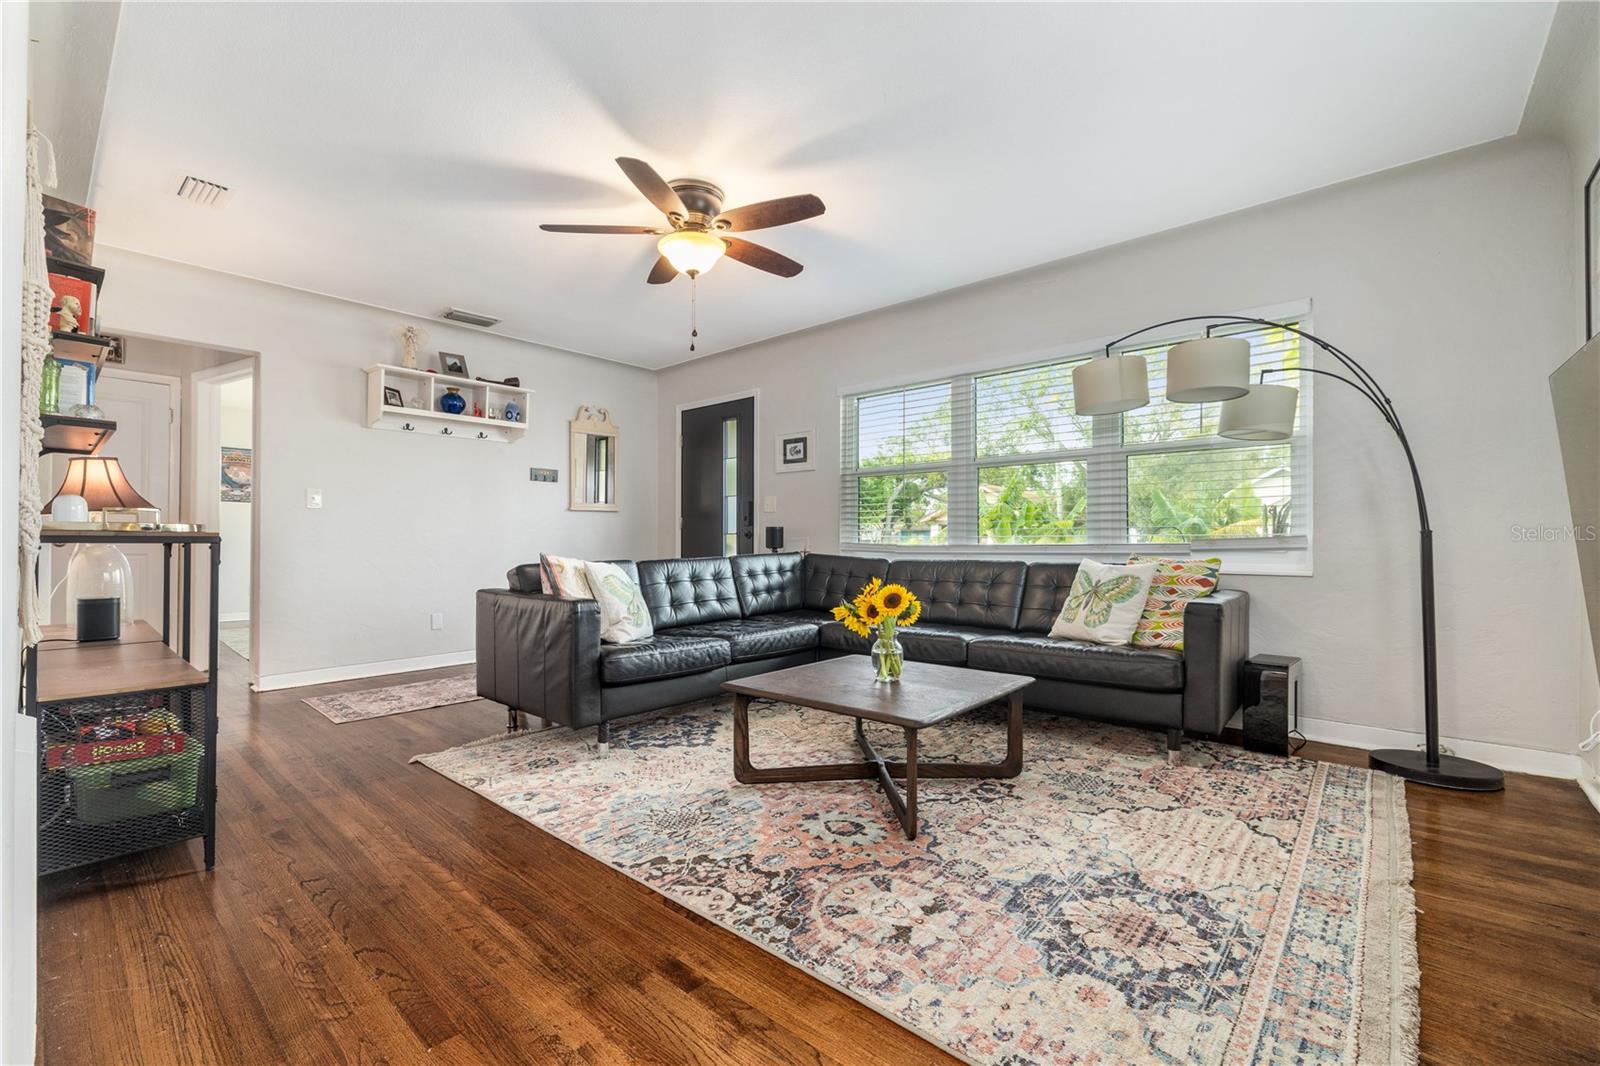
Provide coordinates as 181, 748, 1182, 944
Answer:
1128, 555, 1222, 651
541, 553, 594, 599
581, 561, 654, 644
1049, 559, 1158, 646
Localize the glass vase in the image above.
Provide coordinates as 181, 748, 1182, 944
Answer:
872, 633, 904, 683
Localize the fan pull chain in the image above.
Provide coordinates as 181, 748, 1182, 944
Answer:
690, 275, 699, 353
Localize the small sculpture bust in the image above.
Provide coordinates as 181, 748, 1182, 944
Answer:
55, 294, 82, 333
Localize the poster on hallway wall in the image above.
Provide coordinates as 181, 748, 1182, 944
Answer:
221, 447, 252, 503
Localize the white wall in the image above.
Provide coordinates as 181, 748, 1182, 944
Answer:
657, 136, 1584, 770
95, 249, 660, 688
218, 376, 252, 620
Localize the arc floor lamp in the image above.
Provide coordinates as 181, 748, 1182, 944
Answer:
1074, 314, 1503, 791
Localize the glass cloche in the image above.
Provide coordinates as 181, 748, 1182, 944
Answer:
65, 544, 134, 641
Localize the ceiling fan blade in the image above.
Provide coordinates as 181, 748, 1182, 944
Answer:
647, 256, 679, 285
539, 224, 661, 234
721, 237, 803, 278
716, 194, 825, 232
616, 157, 688, 219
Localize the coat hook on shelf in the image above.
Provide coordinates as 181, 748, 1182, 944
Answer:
441, 427, 453, 436
402, 422, 415, 431
476, 431, 487, 440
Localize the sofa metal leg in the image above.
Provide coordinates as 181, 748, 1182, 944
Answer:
597, 720, 611, 753
1167, 728, 1182, 767
506, 707, 521, 733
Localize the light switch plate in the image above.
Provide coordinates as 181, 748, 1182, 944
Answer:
306, 489, 322, 509
530, 467, 559, 483
763, 495, 777, 513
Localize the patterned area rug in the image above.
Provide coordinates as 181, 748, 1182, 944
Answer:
303, 672, 479, 724
415, 700, 1418, 1065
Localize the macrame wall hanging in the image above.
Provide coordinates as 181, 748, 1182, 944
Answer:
19, 126, 57, 648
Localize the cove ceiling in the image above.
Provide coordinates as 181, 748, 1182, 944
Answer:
86, 2, 1554, 368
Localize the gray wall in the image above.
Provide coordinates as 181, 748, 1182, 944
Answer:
657, 136, 1583, 765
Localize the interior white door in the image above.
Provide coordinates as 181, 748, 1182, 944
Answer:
50, 372, 179, 631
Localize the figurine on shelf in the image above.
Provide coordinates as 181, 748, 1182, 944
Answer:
396, 324, 428, 370
53, 294, 82, 333
503, 399, 521, 423
473, 403, 483, 418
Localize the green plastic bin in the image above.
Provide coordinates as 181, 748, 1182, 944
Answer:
64, 742, 204, 825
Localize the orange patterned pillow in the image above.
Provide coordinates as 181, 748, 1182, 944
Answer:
1127, 556, 1220, 651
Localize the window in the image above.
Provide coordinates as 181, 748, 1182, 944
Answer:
839, 321, 1310, 563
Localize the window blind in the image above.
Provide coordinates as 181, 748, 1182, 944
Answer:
839, 321, 1312, 554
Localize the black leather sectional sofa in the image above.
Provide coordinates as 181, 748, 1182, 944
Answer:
477, 552, 1248, 756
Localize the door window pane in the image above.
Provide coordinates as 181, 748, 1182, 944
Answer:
721, 417, 739, 556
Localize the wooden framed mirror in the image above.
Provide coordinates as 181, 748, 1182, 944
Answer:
570, 405, 618, 511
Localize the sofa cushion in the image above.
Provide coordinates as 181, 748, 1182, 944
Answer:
670, 614, 821, 662
507, 559, 639, 595
886, 559, 1027, 629
637, 556, 741, 629
967, 633, 1183, 692
1016, 562, 1080, 633
598, 633, 731, 685
732, 553, 805, 616
818, 620, 1001, 665
803, 554, 890, 611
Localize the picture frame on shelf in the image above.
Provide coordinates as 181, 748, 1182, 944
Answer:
439, 352, 470, 378
775, 429, 815, 473
382, 386, 405, 407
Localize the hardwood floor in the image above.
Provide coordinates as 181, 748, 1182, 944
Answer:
37, 653, 1600, 1065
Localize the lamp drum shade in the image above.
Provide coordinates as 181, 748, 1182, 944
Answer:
1219, 384, 1299, 441
1166, 337, 1251, 403
45, 457, 157, 513
1072, 353, 1150, 415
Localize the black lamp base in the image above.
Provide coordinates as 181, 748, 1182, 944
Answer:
1368, 748, 1504, 791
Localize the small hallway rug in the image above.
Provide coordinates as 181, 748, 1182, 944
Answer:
415, 700, 1418, 1065
303, 672, 478, 724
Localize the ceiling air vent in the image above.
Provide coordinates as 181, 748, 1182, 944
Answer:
176, 175, 229, 206
441, 307, 500, 328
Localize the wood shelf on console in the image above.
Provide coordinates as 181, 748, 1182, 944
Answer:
35, 620, 207, 703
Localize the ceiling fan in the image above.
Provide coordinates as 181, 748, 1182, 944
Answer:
540, 157, 824, 284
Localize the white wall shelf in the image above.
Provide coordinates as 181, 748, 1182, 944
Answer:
365, 364, 532, 443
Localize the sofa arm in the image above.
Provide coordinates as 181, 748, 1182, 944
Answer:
1181, 589, 1250, 736
476, 589, 603, 728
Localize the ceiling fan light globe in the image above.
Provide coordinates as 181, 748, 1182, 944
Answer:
1166, 337, 1251, 403
1218, 384, 1298, 440
1072, 354, 1150, 415
657, 230, 726, 277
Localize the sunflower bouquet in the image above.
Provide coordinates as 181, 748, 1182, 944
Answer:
832, 578, 922, 683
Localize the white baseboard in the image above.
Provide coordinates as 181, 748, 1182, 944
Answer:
219, 611, 249, 624
254, 651, 474, 692
1296, 715, 1582, 781
1579, 771, 1600, 818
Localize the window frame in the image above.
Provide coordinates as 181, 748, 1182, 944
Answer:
838, 303, 1315, 576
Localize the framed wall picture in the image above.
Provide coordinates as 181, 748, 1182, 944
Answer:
775, 429, 815, 473
439, 351, 470, 378
1587, 156, 1599, 339
382, 385, 404, 407
221, 447, 253, 504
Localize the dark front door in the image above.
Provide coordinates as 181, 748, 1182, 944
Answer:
681, 396, 755, 556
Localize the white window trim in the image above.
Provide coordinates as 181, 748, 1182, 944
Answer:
837, 300, 1315, 577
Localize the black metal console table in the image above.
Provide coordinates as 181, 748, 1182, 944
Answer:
25, 529, 221, 875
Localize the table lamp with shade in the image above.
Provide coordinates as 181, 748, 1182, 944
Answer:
44, 456, 156, 642
1073, 315, 1502, 792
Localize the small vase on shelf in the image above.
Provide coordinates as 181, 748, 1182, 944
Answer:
503, 399, 521, 423
439, 387, 466, 415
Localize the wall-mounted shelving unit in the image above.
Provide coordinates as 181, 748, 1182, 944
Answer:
365, 364, 533, 443
40, 412, 116, 455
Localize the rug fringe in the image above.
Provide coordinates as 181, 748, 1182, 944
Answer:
408, 726, 543, 763
1356, 772, 1421, 1066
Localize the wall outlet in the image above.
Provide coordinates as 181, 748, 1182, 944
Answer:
530, 467, 559, 483
305, 489, 323, 509
430, 612, 444, 631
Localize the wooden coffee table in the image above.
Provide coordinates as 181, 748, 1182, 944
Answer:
722, 657, 1032, 840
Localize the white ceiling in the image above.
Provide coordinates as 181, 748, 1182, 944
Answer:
82, 2, 1554, 369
